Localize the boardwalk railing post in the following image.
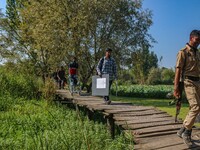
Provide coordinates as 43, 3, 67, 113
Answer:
87, 108, 94, 120
75, 104, 80, 114
107, 114, 115, 139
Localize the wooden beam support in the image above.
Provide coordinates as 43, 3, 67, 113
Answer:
106, 114, 115, 139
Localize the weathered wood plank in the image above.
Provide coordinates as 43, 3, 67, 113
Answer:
73, 96, 103, 101
135, 130, 178, 138
115, 117, 175, 126
134, 132, 200, 150
74, 103, 155, 112
114, 110, 166, 117
56, 90, 73, 99
104, 108, 155, 113
134, 128, 200, 142
113, 113, 172, 121
158, 143, 200, 150
122, 121, 182, 130
131, 124, 181, 135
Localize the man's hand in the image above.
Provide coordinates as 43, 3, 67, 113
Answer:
173, 88, 180, 99
98, 72, 102, 78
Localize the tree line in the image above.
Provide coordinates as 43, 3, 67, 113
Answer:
0, 0, 172, 89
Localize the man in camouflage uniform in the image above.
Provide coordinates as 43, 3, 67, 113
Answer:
174, 30, 200, 146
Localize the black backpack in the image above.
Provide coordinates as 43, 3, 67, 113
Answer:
96, 57, 104, 75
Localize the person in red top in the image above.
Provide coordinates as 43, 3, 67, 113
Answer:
69, 56, 78, 85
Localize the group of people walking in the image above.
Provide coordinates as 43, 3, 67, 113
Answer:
53, 56, 78, 89
52, 29, 200, 147
52, 48, 117, 105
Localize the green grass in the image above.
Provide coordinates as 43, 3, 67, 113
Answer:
0, 96, 134, 150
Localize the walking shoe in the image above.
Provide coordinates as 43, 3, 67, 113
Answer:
105, 100, 111, 105
182, 129, 192, 147
103, 96, 111, 105
177, 127, 185, 138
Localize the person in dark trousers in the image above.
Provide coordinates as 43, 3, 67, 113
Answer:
52, 68, 59, 87
69, 56, 78, 85
96, 48, 117, 104
174, 30, 200, 147
57, 66, 66, 89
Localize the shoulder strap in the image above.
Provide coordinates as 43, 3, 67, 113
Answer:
99, 57, 104, 71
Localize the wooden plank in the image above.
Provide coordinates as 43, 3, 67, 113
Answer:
131, 124, 181, 135
115, 117, 175, 126
56, 90, 73, 99
113, 113, 172, 121
114, 110, 166, 117
74, 97, 133, 105
73, 103, 155, 112
134, 132, 200, 150
104, 108, 155, 114
76, 102, 151, 109
74, 101, 103, 105
134, 130, 178, 138
73, 101, 103, 106
135, 128, 200, 143
73, 96, 103, 101
158, 143, 200, 150
122, 121, 182, 130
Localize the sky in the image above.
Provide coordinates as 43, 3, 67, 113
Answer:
142, 0, 200, 68
0, 0, 200, 68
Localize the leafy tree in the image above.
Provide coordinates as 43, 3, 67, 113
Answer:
146, 67, 161, 85
131, 46, 158, 84
1, 0, 155, 89
161, 67, 175, 84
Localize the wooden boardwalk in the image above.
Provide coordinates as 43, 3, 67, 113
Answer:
55, 90, 200, 150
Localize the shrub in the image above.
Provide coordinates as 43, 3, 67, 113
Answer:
0, 68, 41, 99
111, 84, 173, 99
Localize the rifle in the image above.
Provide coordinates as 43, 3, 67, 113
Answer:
168, 81, 184, 122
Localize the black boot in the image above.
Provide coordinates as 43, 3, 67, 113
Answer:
177, 127, 185, 138
103, 96, 111, 105
188, 129, 192, 142
182, 129, 192, 147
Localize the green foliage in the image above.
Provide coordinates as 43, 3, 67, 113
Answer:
117, 69, 135, 85
0, 94, 13, 111
147, 67, 161, 85
131, 47, 158, 84
1, 0, 154, 85
161, 68, 175, 84
0, 97, 134, 150
111, 84, 173, 99
41, 77, 56, 102
0, 66, 41, 99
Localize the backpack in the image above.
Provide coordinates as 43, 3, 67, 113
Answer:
96, 57, 104, 75
99, 57, 105, 71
